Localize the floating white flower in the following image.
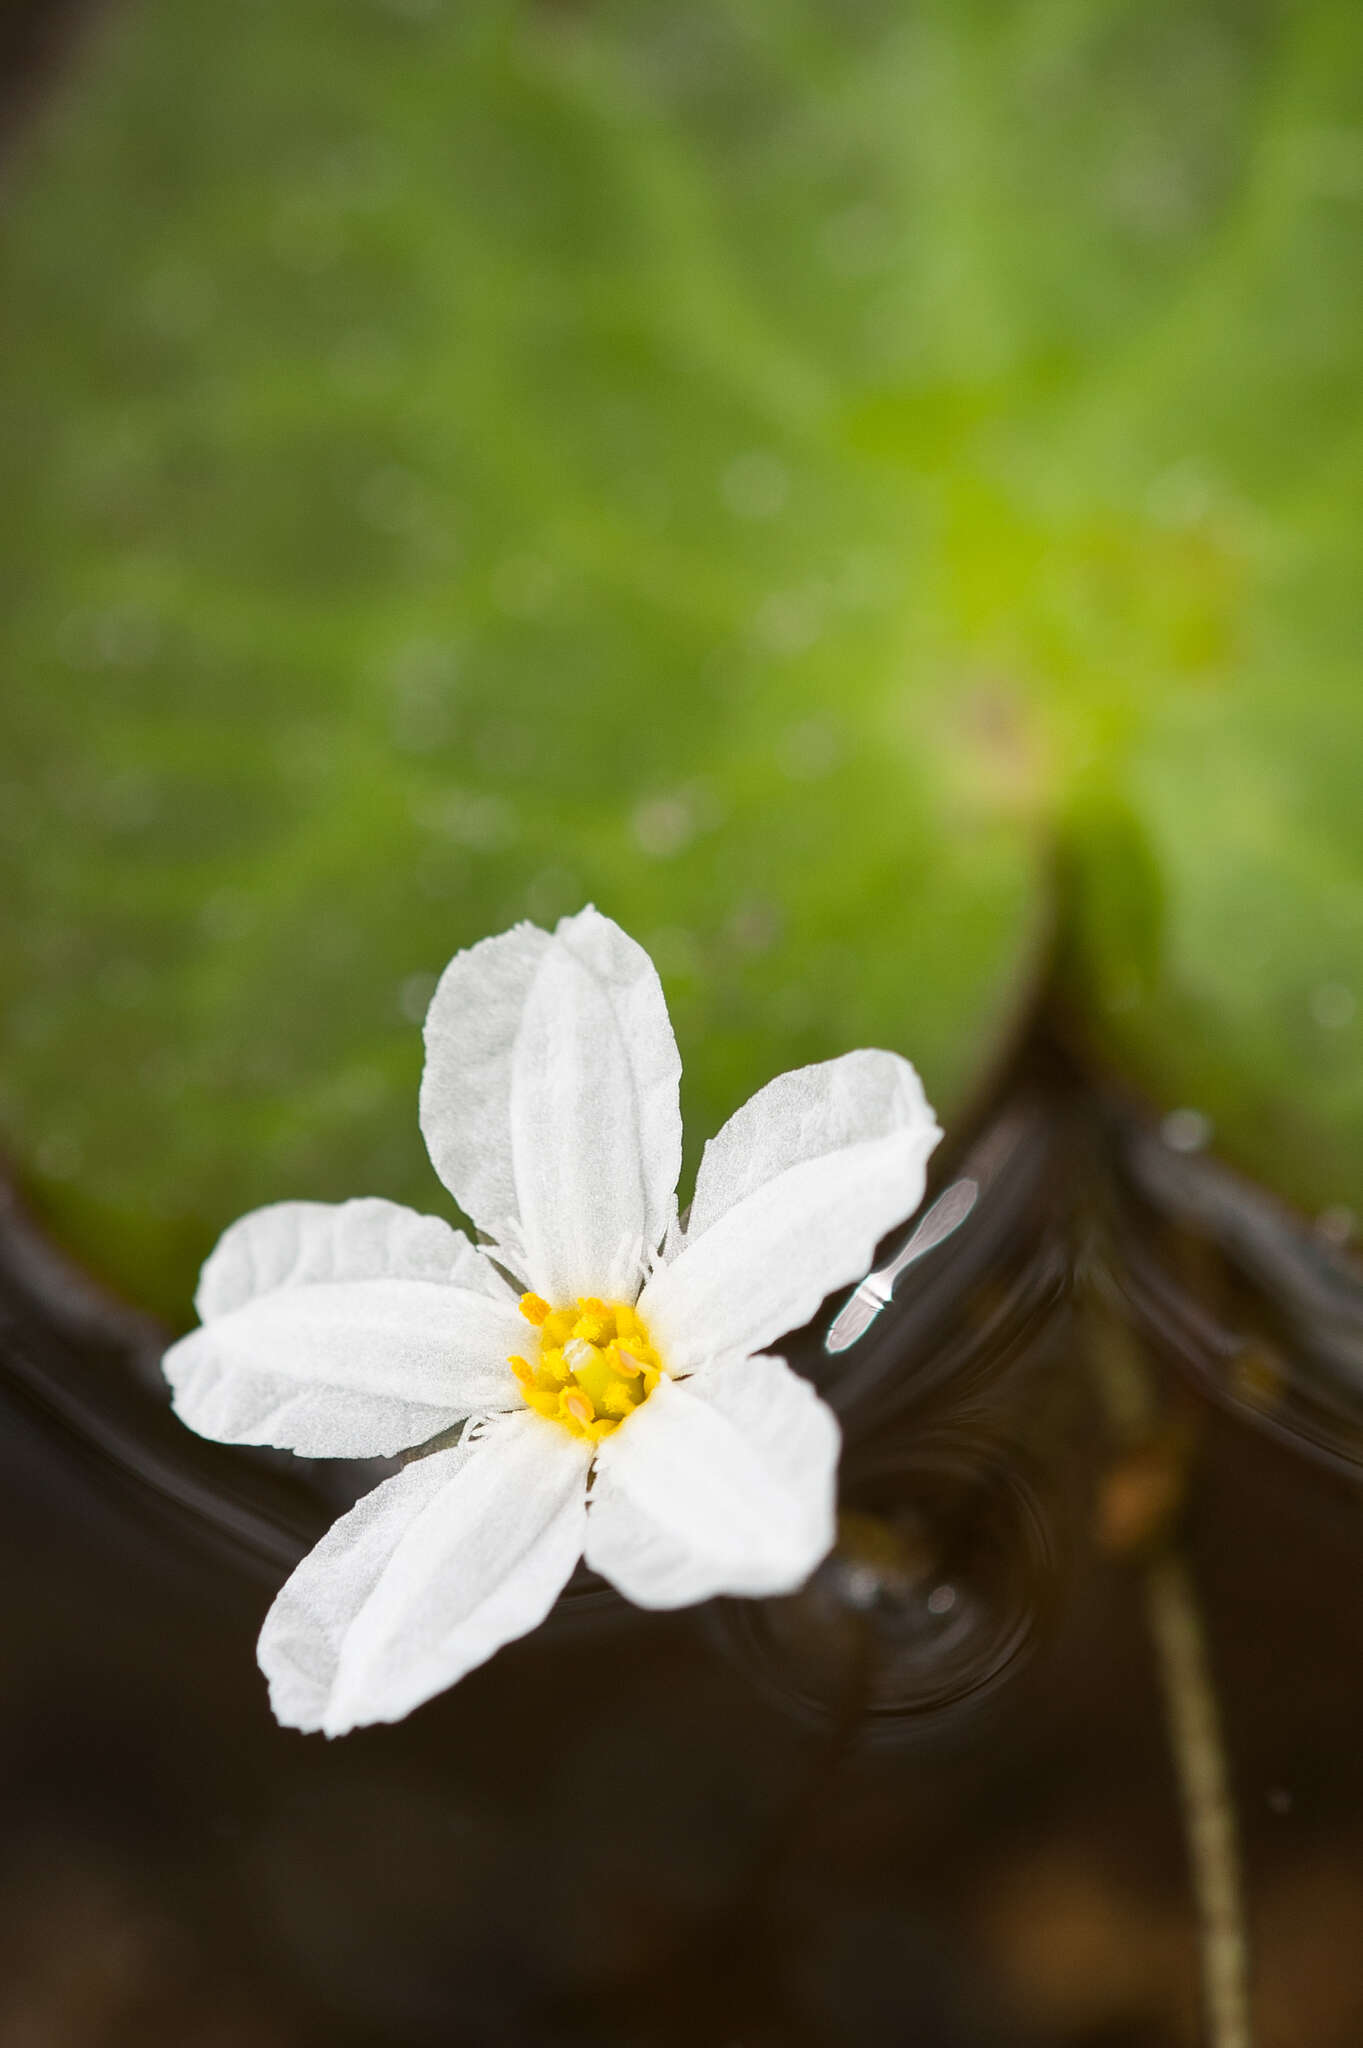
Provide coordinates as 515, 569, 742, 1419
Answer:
164, 909, 940, 1734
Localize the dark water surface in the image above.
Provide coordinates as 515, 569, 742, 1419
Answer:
4, 1034, 1363, 2046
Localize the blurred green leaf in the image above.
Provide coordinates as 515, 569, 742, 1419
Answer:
0, 0, 1360, 1315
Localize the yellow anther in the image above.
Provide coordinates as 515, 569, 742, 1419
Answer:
541, 1308, 576, 1348
508, 1354, 535, 1385
609, 1347, 643, 1378
562, 1388, 594, 1428
519, 1293, 551, 1327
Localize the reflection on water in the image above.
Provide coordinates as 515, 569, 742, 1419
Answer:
4, 1044, 1363, 2044
825, 1176, 981, 1355
717, 1432, 1057, 1732
1109, 1116, 1363, 1475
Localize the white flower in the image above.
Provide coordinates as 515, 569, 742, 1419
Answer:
163, 908, 940, 1734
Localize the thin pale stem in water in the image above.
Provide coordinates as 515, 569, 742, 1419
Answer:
1087, 1294, 1253, 2048
1144, 1549, 1253, 2048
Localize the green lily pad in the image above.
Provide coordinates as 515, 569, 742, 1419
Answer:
1054, 5, 1363, 1216
0, 0, 1360, 1318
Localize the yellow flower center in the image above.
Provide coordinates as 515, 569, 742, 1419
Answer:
509, 1293, 663, 1442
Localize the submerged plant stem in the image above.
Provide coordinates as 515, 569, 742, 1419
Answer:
1144, 1549, 1253, 2048
1087, 1298, 1253, 2048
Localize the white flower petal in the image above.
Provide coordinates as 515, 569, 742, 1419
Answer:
585, 1357, 838, 1608
259, 1412, 591, 1734
510, 907, 682, 1301
684, 1050, 938, 1240
420, 908, 682, 1300
639, 1051, 940, 1371
419, 921, 552, 1251
194, 1196, 513, 1322
164, 1277, 526, 1458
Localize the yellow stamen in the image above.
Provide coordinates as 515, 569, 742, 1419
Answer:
541, 1308, 576, 1348
507, 1296, 664, 1440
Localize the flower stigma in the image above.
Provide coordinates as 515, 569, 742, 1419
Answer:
509, 1293, 663, 1442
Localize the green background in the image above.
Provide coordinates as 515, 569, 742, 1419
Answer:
1, 0, 1360, 1318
